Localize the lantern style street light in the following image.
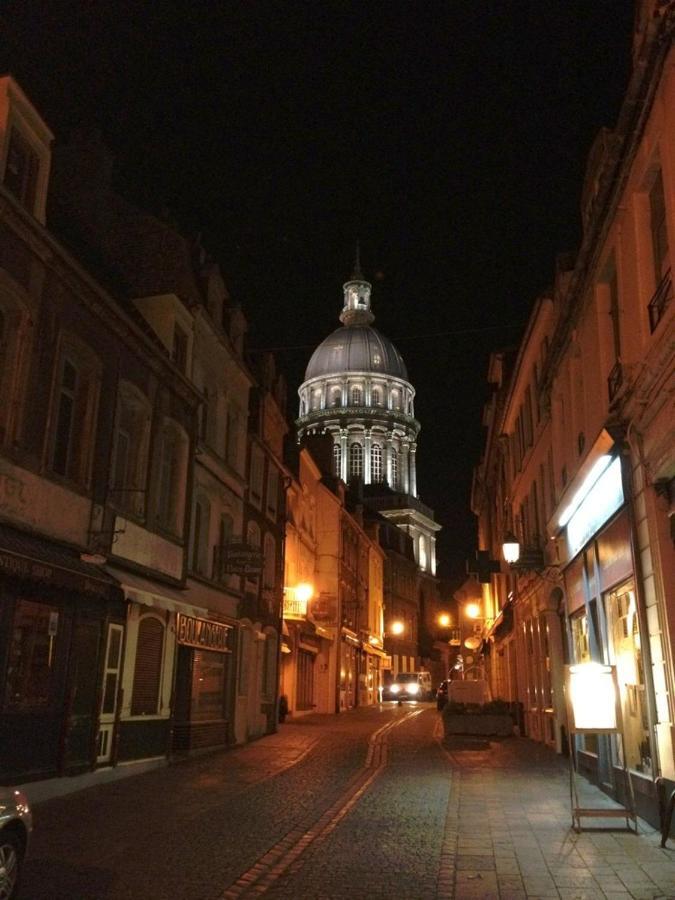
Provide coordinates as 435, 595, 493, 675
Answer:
502, 531, 520, 565
438, 612, 451, 628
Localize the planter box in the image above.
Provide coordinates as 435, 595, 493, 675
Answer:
443, 713, 513, 737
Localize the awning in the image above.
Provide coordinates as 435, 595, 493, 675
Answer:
363, 643, 389, 658
104, 564, 207, 618
0, 524, 121, 600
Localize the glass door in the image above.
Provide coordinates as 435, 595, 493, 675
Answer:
96, 623, 124, 763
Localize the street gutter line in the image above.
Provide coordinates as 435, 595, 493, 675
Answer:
221, 709, 424, 898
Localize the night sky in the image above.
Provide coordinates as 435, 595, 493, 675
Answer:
2, 2, 635, 583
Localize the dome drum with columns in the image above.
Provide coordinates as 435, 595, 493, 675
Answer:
297, 257, 440, 575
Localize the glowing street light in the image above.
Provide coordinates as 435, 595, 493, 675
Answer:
464, 602, 481, 620
295, 582, 314, 604
438, 612, 451, 628
389, 620, 405, 636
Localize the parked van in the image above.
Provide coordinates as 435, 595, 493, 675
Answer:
382, 671, 433, 701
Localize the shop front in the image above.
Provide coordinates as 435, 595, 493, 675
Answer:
562, 455, 657, 822
0, 525, 125, 783
171, 612, 234, 754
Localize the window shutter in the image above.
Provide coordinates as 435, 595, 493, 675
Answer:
131, 616, 164, 715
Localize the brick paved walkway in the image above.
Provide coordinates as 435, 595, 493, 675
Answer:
19, 706, 675, 899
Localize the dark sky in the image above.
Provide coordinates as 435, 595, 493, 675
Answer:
3, 1, 635, 582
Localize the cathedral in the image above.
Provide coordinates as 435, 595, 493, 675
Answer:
296, 257, 440, 576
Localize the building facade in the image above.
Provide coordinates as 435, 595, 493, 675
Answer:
471, 4, 674, 827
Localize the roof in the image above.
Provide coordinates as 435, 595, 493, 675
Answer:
304, 324, 408, 381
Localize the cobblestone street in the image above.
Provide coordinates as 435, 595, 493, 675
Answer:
21, 705, 675, 899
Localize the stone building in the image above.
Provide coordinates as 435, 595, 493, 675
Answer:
471, 2, 674, 828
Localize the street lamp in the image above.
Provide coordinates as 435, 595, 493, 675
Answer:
389, 619, 405, 636
438, 612, 451, 628
502, 531, 520, 565
501, 531, 545, 571
464, 602, 481, 620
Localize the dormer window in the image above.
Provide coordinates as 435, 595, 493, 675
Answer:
3, 128, 39, 212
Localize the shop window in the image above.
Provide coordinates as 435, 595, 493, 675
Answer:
606, 583, 652, 776
3, 127, 39, 213
5, 599, 60, 709
190, 650, 226, 721
371, 443, 383, 482
349, 442, 363, 479
131, 615, 164, 715
48, 339, 101, 486
110, 381, 151, 518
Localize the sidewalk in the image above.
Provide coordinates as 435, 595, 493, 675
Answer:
438, 735, 675, 900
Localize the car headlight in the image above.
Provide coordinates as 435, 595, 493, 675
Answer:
408, 684, 419, 694
390, 684, 399, 693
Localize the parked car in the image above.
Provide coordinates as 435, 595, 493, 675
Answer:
0, 787, 32, 899
383, 672, 434, 702
436, 679, 449, 710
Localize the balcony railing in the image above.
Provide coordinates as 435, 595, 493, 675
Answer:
648, 269, 672, 333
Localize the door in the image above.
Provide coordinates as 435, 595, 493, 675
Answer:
96, 623, 124, 763
62, 616, 102, 772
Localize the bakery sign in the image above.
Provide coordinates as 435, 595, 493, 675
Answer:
176, 613, 232, 653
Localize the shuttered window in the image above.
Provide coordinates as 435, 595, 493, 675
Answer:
131, 616, 164, 715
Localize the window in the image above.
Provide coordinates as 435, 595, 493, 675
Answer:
190, 650, 226, 721
111, 381, 151, 517
650, 169, 668, 281
350, 385, 362, 406
172, 323, 188, 374
263, 532, 276, 590
371, 387, 381, 407
418, 535, 427, 570
199, 387, 209, 443
191, 497, 211, 576
331, 387, 341, 407
333, 442, 341, 476
5, 600, 60, 709
266, 466, 279, 519
156, 420, 187, 534
3, 128, 39, 212
246, 521, 261, 590
214, 513, 234, 582
312, 389, 321, 410
131, 615, 164, 715
349, 442, 363, 479
390, 447, 398, 489
226, 403, 241, 469
49, 342, 100, 486
391, 388, 400, 410
250, 446, 264, 507
262, 633, 277, 699
371, 443, 383, 482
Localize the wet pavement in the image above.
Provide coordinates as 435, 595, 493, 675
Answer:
20, 704, 675, 899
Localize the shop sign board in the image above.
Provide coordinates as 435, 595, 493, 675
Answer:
176, 613, 232, 653
566, 457, 623, 559
220, 542, 264, 575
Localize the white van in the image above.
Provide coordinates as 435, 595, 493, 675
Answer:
383, 671, 433, 701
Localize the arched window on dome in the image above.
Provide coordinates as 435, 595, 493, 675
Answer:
349, 442, 363, 479
333, 443, 341, 477
331, 387, 341, 407
350, 385, 362, 406
391, 388, 400, 410
371, 387, 381, 407
371, 444, 383, 483
299, 397, 306, 415
312, 389, 321, 410
390, 447, 398, 489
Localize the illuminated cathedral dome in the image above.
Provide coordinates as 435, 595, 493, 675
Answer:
304, 324, 408, 381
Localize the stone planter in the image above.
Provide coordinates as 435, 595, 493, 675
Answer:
442, 713, 514, 737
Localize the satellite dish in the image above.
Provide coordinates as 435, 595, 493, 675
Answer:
464, 636, 481, 651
